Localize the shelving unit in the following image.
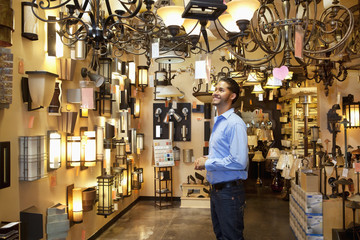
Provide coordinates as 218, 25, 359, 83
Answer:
154, 167, 173, 209
180, 183, 210, 208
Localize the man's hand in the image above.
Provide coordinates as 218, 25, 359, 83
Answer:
195, 156, 208, 170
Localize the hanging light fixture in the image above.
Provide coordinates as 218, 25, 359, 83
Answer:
251, 84, 264, 94
343, 94, 360, 128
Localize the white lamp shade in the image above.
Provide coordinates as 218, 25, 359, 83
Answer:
183, 19, 201, 35
264, 75, 282, 89
226, 0, 260, 22
84, 131, 96, 167
157, 85, 183, 98
245, 72, 261, 86
26, 71, 58, 108
324, 163, 334, 175
218, 14, 239, 33
72, 188, 83, 223
266, 148, 280, 159
49, 131, 61, 169
157, 6, 185, 27
106, 0, 126, 17
251, 84, 264, 94
323, 0, 334, 9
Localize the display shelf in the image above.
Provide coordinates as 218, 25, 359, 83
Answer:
154, 167, 173, 209
180, 183, 210, 208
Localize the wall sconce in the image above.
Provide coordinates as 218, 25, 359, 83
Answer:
131, 97, 141, 118
104, 140, 112, 175
130, 128, 137, 155
80, 108, 88, 118
81, 68, 104, 88
48, 131, 61, 170
132, 167, 143, 190
96, 125, 104, 161
136, 133, 144, 154
0, 142, 10, 189
72, 188, 83, 223
82, 130, 96, 168
138, 66, 148, 91
66, 135, 81, 168
97, 175, 114, 217
115, 139, 126, 165
343, 94, 360, 128
112, 167, 124, 200
19, 136, 46, 181
126, 158, 133, 196
121, 165, 128, 197
21, 2, 38, 40
22, 71, 58, 111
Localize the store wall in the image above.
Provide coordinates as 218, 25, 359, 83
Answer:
0, 1, 140, 239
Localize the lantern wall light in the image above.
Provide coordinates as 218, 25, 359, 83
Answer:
21, 1, 38, 41
66, 135, 81, 168
97, 175, 114, 218
48, 131, 61, 170
72, 188, 83, 223
343, 94, 360, 128
81, 130, 97, 168
19, 136, 46, 181
138, 66, 148, 92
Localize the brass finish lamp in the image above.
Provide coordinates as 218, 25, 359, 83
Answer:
252, 150, 265, 185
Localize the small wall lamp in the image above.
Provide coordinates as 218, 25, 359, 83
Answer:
21, 2, 39, 40
138, 66, 148, 91
48, 131, 61, 170
66, 135, 81, 168
82, 130, 96, 168
81, 68, 104, 88
343, 94, 360, 128
72, 188, 83, 223
97, 175, 114, 217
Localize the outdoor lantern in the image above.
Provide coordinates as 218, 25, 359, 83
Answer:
48, 131, 61, 170
182, 0, 227, 21
24, 71, 59, 110
104, 140, 112, 175
137, 66, 148, 91
343, 94, 360, 128
72, 188, 83, 223
310, 126, 320, 142
136, 133, 144, 154
121, 166, 129, 197
113, 167, 124, 200
19, 136, 46, 181
132, 167, 143, 190
97, 175, 114, 217
115, 139, 126, 165
82, 131, 96, 167
67, 135, 81, 168
22, 1, 39, 40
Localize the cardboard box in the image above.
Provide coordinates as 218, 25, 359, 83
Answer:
300, 171, 319, 193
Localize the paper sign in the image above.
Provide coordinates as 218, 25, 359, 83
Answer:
28, 116, 35, 128
295, 25, 304, 59
195, 60, 206, 79
151, 39, 159, 59
149, 75, 154, 87
355, 162, 360, 173
81, 88, 95, 109
342, 168, 349, 177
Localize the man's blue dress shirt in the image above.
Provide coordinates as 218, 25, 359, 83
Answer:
205, 108, 249, 184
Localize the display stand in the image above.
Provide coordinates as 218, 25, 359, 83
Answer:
154, 167, 173, 209
180, 183, 210, 208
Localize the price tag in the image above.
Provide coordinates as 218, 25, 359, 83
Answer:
355, 162, 360, 173
151, 39, 159, 58
342, 168, 349, 177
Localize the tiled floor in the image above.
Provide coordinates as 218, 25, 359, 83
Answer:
97, 179, 295, 240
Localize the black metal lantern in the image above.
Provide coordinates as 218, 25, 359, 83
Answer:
22, 2, 39, 40
137, 66, 148, 91
182, 0, 227, 21
343, 94, 360, 128
97, 174, 114, 217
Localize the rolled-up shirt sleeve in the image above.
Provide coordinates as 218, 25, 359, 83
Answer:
205, 122, 248, 171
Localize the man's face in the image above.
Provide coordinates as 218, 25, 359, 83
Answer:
212, 81, 235, 106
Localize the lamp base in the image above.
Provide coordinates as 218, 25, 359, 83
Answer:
256, 177, 262, 186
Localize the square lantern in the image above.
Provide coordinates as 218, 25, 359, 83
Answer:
66, 135, 81, 168
22, 2, 39, 40
132, 167, 143, 190
343, 94, 360, 128
19, 136, 46, 181
48, 131, 61, 170
115, 139, 126, 165
182, 0, 227, 21
97, 175, 114, 217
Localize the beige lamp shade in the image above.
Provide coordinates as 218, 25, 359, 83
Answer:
324, 162, 334, 176
264, 76, 282, 89
226, 0, 260, 22
266, 148, 280, 159
247, 135, 258, 147
252, 150, 265, 162
25, 71, 58, 108
157, 6, 185, 27
251, 84, 264, 94
183, 19, 201, 35
157, 85, 183, 98
323, 0, 334, 9
218, 14, 239, 33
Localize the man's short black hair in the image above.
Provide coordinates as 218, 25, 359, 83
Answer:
219, 77, 240, 104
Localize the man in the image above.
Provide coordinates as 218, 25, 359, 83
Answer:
195, 77, 248, 240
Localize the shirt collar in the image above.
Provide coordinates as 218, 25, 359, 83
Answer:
215, 108, 234, 122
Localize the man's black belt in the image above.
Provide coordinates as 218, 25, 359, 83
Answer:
211, 179, 243, 190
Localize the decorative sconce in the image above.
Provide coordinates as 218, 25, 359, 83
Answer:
72, 188, 83, 223
22, 71, 58, 111
115, 139, 126, 165
66, 135, 81, 168
104, 140, 112, 175
0, 142, 10, 189
136, 133, 144, 154
132, 167, 143, 190
19, 136, 46, 181
113, 167, 124, 200
48, 131, 61, 170
96, 126, 104, 161
130, 129, 137, 155
48, 80, 62, 116
97, 175, 114, 217
82, 131, 96, 168
131, 98, 141, 118
81, 68, 104, 88
343, 94, 360, 128
138, 66, 148, 91
21, 1, 38, 40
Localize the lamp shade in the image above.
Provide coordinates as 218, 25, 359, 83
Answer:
48, 131, 61, 170
218, 14, 239, 33
88, 72, 105, 87
264, 75, 282, 89
67, 136, 81, 167
226, 0, 260, 22
323, 0, 334, 9
72, 188, 83, 223
138, 66, 148, 88
25, 71, 58, 108
252, 150, 265, 162
157, 6, 185, 27
266, 148, 280, 159
244, 72, 260, 86
251, 84, 264, 94
247, 135, 258, 147
22, 2, 38, 40
310, 126, 320, 142
83, 131, 96, 167
157, 85, 183, 98
324, 162, 334, 176
183, 19, 201, 35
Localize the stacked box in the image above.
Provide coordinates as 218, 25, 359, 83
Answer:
46, 203, 69, 240
290, 180, 323, 240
